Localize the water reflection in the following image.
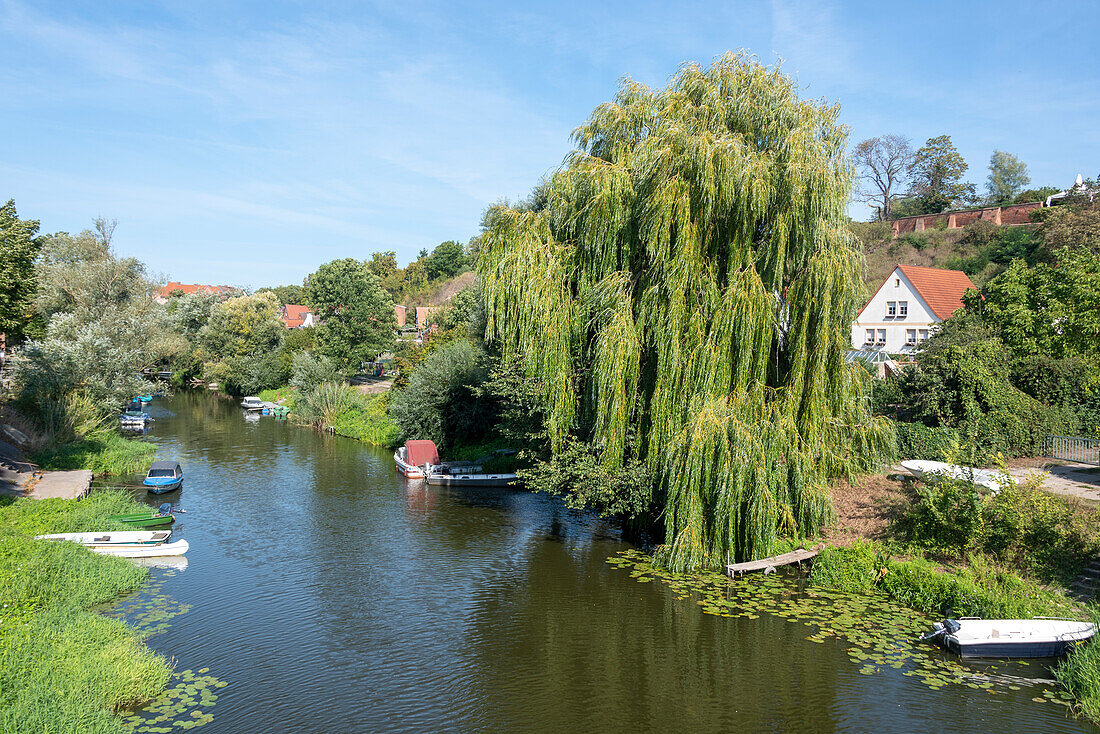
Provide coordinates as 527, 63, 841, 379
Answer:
124, 392, 1096, 733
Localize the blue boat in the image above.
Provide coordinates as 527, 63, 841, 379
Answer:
143, 461, 184, 494
136, 394, 154, 403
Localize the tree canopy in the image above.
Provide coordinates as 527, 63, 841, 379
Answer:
852, 135, 914, 220
477, 53, 892, 570
0, 200, 41, 342
909, 135, 973, 213
305, 258, 395, 373
986, 150, 1030, 205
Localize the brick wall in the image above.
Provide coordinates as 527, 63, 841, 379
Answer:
889, 202, 1042, 235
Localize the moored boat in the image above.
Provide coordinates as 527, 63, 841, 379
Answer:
424, 462, 519, 488
35, 530, 173, 548
143, 461, 184, 494
241, 396, 264, 411
91, 539, 189, 558
135, 394, 154, 403
395, 440, 439, 479
923, 617, 1096, 658
108, 502, 176, 528
900, 460, 1008, 493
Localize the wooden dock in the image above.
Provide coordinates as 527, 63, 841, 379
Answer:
725, 548, 819, 577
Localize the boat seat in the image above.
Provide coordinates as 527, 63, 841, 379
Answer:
94, 535, 110, 542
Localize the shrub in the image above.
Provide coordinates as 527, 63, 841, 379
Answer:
894, 421, 958, 461
903, 476, 984, 553
289, 351, 341, 394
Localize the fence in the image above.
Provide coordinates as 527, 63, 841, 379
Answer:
1044, 435, 1100, 466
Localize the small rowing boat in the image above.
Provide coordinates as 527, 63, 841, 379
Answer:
899, 460, 1008, 493
143, 461, 184, 494
91, 539, 189, 558
922, 617, 1096, 658
35, 530, 173, 548
108, 502, 176, 528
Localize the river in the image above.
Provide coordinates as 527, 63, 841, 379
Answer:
108, 391, 1096, 733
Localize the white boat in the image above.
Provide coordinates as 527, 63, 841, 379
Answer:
924, 617, 1096, 658
900, 460, 1009, 493
425, 463, 519, 488
91, 539, 189, 558
395, 440, 439, 480
35, 530, 173, 548
241, 396, 265, 411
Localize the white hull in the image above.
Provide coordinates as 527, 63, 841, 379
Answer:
36, 530, 172, 547
92, 539, 189, 558
394, 449, 425, 479
425, 472, 519, 488
935, 618, 1096, 658
900, 460, 1008, 492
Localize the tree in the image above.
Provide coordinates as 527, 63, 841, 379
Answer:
986, 150, 1030, 205
852, 135, 915, 220
424, 240, 466, 280
198, 291, 286, 394
304, 258, 395, 373
478, 53, 892, 570
263, 284, 306, 306
1034, 202, 1100, 260
365, 251, 398, 280
909, 135, 973, 213
0, 200, 41, 342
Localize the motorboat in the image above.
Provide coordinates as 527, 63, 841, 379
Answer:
120, 401, 151, 429
395, 440, 439, 479
241, 396, 265, 411
108, 502, 176, 528
900, 460, 1009, 493
923, 617, 1096, 658
424, 462, 519, 488
143, 461, 184, 494
135, 394, 154, 403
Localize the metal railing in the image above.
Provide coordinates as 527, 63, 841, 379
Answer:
1044, 435, 1100, 466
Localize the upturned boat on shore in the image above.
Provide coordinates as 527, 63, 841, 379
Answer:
923, 617, 1096, 658
899, 460, 1008, 493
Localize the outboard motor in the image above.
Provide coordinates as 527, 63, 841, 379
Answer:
943, 619, 962, 635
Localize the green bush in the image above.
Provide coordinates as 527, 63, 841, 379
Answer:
894, 422, 958, 461
904, 477, 983, 553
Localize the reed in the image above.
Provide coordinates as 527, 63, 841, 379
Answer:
295, 382, 400, 446
1055, 608, 1100, 724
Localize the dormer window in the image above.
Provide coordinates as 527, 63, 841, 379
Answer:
898, 301, 908, 317
886, 301, 897, 317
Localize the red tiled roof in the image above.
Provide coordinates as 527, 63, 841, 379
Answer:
281, 304, 311, 328
860, 265, 977, 321
159, 282, 234, 298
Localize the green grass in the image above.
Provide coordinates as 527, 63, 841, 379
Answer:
258, 385, 297, 410
0, 492, 172, 733
1056, 609, 1100, 724
33, 433, 156, 476
328, 391, 401, 447
811, 541, 1077, 619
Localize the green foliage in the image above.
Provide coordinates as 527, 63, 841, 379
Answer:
908, 135, 975, 213
897, 231, 929, 251
894, 422, 959, 461
1035, 202, 1100, 260
903, 477, 984, 553
197, 291, 286, 395
521, 438, 655, 519
32, 433, 156, 475
967, 249, 1100, 363
1055, 611, 1100, 725
437, 284, 486, 338
0, 494, 172, 733
257, 385, 296, 409
478, 53, 892, 569
1014, 186, 1060, 204
986, 150, 1030, 205
0, 199, 41, 341
811, 541, 1075, 619
305, 258, 395, 374
388, 339, 492, 453
289, 351, 341, 394
262, 284, 305, 306
293, 382, 399, 446
424, 240, 467, 281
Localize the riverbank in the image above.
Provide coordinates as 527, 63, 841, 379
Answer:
0, 492, 172, 733
258, 384, 400, 446
816, 469, 1100, 723
32, 433, 156, 475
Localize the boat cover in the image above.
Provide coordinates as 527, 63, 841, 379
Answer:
405, 440, 439, 467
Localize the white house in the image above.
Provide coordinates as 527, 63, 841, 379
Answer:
852, 264, 977, 354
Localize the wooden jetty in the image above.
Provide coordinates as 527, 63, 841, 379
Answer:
725, 548, 819, 577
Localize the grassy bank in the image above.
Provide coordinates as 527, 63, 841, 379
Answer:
290, 382, 400, 447
33, 433, 156, 475
257, 385, 296, 410
0, 492, 172, 733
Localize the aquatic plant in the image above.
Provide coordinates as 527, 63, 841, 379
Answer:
478, 52, 893, 569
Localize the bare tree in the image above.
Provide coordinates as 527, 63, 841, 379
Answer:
94, 216, 118, 249
852, 135, 915, 220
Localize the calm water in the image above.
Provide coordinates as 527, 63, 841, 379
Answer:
111, 392, 1096, 733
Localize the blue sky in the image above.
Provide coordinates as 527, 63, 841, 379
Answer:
2, 0, 1098, 288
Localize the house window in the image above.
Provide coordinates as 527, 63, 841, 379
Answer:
918, 329, 929, 343
886, 301, 896, 317
895, 278, 900, 287
906, 329, 917, 345
865, 328, 875, 345
898, 301, 908, 317
877, 329, 886, 345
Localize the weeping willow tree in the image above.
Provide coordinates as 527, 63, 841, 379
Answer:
478, 53, 893, 570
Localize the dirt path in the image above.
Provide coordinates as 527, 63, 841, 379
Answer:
1007, 458, 1100, 502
